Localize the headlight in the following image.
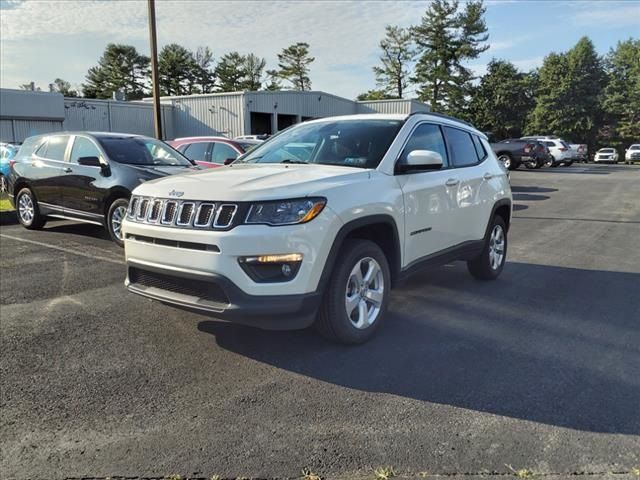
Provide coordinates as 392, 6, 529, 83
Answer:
245, 197, 326, 226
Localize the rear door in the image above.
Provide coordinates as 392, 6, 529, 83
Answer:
29, 135, 70, 207
57, 135, 109, 222
181, 142, 212, 165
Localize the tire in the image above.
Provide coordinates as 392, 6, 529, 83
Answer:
106, 198, 129, 247
550, 161, 559, 168
498, 153, 514, 170
0, 174, 6, 193
563, 160, 574, 167
467, 216, 507, 281
16, 187, 46, 230
315, 239, 391, 344
525, 160, 537, 169
535, 158, 544, 169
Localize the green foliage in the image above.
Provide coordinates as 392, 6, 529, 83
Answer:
470, 60, 535, 139
214, 52, 267, 92
356, 89, 397, 101
601, 38, 640, 145
82, 44, 149, 100
373, 25, 416, 98
50, 78, 79, 97
274, 42, 315, 91
193, 46, 216, 94
526, 37, 606, 150
158, 43, 198, 96
412, 0, 488, 115
264, 69, 283, 91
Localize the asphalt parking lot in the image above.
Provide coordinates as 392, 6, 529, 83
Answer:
1, 164, 639, 479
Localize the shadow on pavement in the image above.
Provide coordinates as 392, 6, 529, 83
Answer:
511, 186, 558, 193
198, 262, 640, 435
41, 221, 110, 241
513, 204, 528, 211
512, 193, 550, 202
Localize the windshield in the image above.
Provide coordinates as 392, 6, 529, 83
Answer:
600, 148, 615, 153
235, 119, 404, 169
629, 145, 640, 150
98, 137, 193, 167
236, 141, 260, 152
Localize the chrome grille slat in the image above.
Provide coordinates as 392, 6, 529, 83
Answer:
128, 196, 238, 230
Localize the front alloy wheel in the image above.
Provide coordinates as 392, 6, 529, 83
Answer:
488, 224, 506, 271
345, 257, 384, 330
107, 198, 129, 247
498, 154, 513, 170
315, 239, 390, 344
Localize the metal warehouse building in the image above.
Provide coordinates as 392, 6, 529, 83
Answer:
0, 88, 429, 143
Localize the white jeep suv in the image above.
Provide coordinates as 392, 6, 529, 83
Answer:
123, 113, 512, 343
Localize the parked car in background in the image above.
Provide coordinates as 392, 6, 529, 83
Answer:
594, 147, 619, 163
8, 132, 199, 245
169, 136, 261, 168
123, 112, 512, 344
569, 143, 588, 163
489, 139, 547, 170
0, 143, 20, 192
521, 136, 573, 167
235, 134, 269, 141
625, 144, 640, 164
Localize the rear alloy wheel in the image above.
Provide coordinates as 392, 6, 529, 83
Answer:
498, 154, 514, 170
315, 239, 390, 344
16, 187, 46, 229
0, 174, 6, 193
563, 160, 573, 167
107, 198, 129, 247
467, 216, 507, 280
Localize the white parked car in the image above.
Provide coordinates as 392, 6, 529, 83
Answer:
123, 113, 512, 344
625, 144, 640, 164
520, 136, 573, 167
594, 147, 619, 163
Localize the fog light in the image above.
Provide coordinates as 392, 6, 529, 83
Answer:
238, 253, 303, 283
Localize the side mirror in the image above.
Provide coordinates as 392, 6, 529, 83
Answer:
77, 156, 102, 168
398, 150, 443, 172
224, 157, 235, 165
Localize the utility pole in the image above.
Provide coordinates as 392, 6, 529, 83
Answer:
147, 0, 162, 139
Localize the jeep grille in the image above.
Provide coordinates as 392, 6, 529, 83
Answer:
127, 196, 239, 229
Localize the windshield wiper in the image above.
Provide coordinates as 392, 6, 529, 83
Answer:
280, 159, 308, 164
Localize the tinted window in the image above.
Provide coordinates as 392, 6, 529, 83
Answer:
43, 135, 69, 161
183, 142, 210, 162
472, 135, 487, 160
237, 119, 403, 169
70, 136, 101, 164
212, 143, 239, 164
98, 137, 192, 166
442, 127, 478, 167
544, 141, 555, 147
399, 123, 448, 168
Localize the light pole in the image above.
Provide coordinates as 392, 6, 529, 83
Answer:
147, 0, 162, 139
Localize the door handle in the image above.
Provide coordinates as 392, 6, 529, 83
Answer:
483, 172, 493, 180
445, 178, 460, 187
63, 167, 73, 173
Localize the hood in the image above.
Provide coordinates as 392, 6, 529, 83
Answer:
133, 163, 370, 201
128, 164, 200, 178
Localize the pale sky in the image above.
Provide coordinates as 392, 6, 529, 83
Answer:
1, 0, 638, 99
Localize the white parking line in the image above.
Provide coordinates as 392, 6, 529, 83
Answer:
0, 233, 125, 265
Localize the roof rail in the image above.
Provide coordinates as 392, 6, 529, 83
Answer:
408, 110, 475, 128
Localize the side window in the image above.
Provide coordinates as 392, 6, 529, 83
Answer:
472, 135, 487, 161
69, 137, 101, 164
42, 135, 69, 161
442, 127, 478, 168
211, 143, 239, 164
183, 142, 210, 162
399, 123, 449, 168
35, 140, 48, 157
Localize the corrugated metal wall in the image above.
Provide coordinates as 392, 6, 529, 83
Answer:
168, 93, 245, 139
357, 99, 430, 114
245, 91, 357, 118
0, 119, 64, 143
63, 99, 175, 138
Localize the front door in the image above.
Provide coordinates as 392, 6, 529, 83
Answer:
58, 135, 108, 223
396, 123, 460, 267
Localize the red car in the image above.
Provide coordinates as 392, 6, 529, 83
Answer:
168, 136, 261, 168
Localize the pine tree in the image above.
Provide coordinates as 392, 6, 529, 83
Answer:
469, 60, 535, 139
601, 38, 640, 145
193, 46, 216, 93
83, 44, 150, 100
50, 78, 79, 97
239, 53, 266, 91
373, 25, 416, 98
412, 0, 488, 115
214, 52, 247, 92
158, 43, 197, 96
274, 42, 315, 91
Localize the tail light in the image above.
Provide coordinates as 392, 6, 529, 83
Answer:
524, 143, 533, 153
559, 147, 567, 151
9, 160, 15, 169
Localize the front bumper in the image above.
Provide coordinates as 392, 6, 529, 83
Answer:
125, 261, 322, 329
